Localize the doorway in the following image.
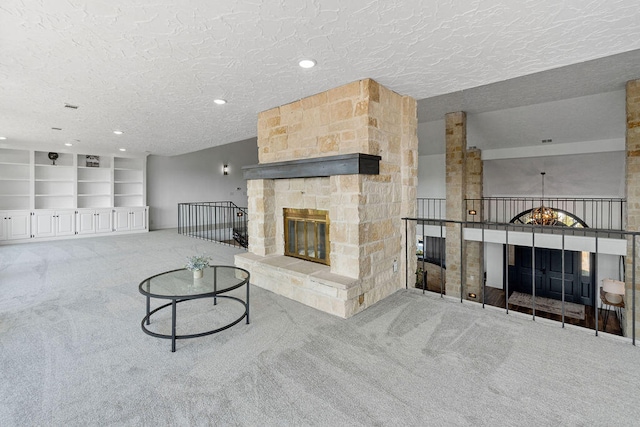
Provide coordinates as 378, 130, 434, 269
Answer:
510, 246, 595, 307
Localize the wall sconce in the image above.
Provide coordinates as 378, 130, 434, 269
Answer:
468, 293, 477, 299
468, 209, 477, 216
223, 164, 229, 175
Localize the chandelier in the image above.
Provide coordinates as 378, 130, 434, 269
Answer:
531, 172, 558, 226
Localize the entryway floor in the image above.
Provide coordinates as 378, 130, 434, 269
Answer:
414, 283, 623, 336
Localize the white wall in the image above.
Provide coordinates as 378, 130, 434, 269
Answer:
147, 138, 258, 230
417, 144, 625, 201
417, 154, 446, 198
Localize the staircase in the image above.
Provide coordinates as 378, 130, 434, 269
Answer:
178, 201, 248, 248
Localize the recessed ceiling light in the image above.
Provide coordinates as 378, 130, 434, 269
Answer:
298, 59, 316, 69
113, 130, 124, 135
119, 148, 126, 152
65, 143, 73, 147
0, 136, 6, 140
213, 99, 227, 105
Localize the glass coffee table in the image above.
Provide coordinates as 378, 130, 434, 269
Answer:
139, 265, 250, 352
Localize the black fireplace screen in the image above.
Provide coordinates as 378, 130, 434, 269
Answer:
284, 208, 330, 265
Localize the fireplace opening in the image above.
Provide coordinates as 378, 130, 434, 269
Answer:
284, 208, 330, 265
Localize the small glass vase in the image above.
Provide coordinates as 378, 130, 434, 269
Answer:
193, 269, 203, 279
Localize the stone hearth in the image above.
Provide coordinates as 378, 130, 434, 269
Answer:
235, 78, 417, 318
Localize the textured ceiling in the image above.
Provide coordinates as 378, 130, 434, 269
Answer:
1, 0, 640, 156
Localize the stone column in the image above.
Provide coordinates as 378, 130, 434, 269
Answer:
401, 95, 419, 293
246, 179, 276, 256
445, 112, 466, 298
625, 79, 640, 336
465, 148, 483, 301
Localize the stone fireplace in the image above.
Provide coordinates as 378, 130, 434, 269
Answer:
235, 78, 417, 318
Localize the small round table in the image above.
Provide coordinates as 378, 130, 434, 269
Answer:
139, 265, 250, 352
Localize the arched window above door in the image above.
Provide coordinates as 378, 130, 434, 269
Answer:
509, 208, 588, 228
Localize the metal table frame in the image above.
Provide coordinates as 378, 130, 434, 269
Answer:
139, 266, 250, 352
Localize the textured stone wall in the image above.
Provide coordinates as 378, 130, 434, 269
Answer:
257, 80, 374, 163
246, 179, 276, 256
465, 148, 483, 301
401, 96, 419, 293
625, 79, 640, 336
243, 78, 417, 317
445, 112, 466, 298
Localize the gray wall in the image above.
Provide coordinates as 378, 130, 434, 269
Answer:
418, 147, 625, 200
147, 138, 258, 230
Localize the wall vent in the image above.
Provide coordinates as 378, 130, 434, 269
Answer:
541, 139, 553, 143
51, 127, 62, 130
64, 104, 79, 109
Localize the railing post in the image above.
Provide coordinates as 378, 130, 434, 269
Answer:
439, 221, 444, 297
532, 226, 536, 321
561, 231, 565, 328
404, 218, 408, 290
481, 223, 485, 308
460, 220, 464, 303
633, 234, 637, 346
594, 235, 599, 336
505, 226, 509, 314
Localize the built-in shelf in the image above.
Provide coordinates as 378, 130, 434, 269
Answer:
0, 149, 145, 211
35, 151, 73, 167
0, 148, 32, 210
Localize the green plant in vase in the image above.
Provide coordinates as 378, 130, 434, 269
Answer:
185, 254, 211, 279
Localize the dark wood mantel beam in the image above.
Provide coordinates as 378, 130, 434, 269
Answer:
242, 153, 381, 180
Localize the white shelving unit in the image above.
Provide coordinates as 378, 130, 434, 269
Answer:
0, 148, 31, 210
114, 157, 145, 208
34, 151, 75, 209
0, 148, 148, 244
77, 154, 113, 208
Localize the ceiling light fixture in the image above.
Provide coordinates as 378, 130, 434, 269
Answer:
119, 148, 126, 152
213, 99, 227, 105
113, 130, 124, 135
65, 143, 73, 147
298, 59, 316, 69
0, 136, 6, 140
531, 172, 558, 226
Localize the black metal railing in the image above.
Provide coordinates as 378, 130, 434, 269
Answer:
417, 198, 626, 231
417, 198, 446, 219
466, 197, 626, 230
178, 201, 248, 248
404, 217, 637, 344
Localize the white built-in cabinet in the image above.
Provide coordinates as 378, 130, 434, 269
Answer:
113, 207, 147, 232
31, 210, 76, 238
77, 209, 113, 235
0, 211, 31, 240
0, 147, 148, 244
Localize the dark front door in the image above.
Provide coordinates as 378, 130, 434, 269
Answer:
511, 247, 594, 307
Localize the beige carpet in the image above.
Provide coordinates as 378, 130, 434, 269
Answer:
508, 291, 585, 320
4, 230, 640, 426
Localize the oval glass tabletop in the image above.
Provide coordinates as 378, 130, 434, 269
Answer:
139, 265, 250, 298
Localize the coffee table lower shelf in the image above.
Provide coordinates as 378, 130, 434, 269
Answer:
141, 295, 249, 352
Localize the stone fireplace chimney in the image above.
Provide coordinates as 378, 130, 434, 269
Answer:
235, 79, 417, 318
